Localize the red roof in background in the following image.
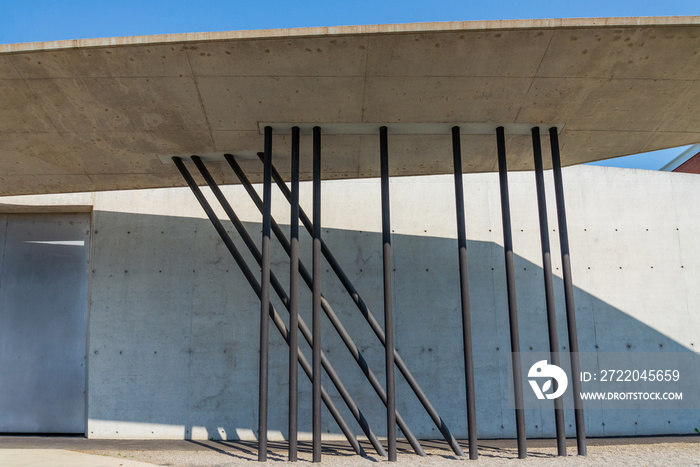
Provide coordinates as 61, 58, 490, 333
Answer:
673, 152, 700, 174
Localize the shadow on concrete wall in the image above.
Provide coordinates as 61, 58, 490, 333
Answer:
85, 210, 699, 440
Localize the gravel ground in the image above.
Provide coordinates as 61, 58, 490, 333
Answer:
83, 441, 700, 466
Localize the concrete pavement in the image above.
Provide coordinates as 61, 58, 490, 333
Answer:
1, 437, 699, 466
0, 449, 157, 467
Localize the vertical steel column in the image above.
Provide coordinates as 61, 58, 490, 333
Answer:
379, 126, 397, 462
312, 126, 322, 463
549, 127, 587, 456
496, 127, 527, 459
451, 127, 478, 460
288, 127, 300, 462
258, 126, 273, 462
531, 127, 566, 456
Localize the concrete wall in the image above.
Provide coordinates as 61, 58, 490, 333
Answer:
1, 165, 698, 440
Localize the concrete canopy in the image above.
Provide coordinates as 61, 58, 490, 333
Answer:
1, 16, 700, 195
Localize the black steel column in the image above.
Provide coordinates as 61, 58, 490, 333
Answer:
312, 126, 322, 463
379, 126, 397, 462
496, 126, 527, 459
288, 126, 300, 462
451, 127, 478, 460
549, 127, 587, 456
532, 127, 566, 456
258, 126, 273, 462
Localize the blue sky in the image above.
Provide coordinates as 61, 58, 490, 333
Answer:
2, 0, 698, 42
1, 1, 698, 169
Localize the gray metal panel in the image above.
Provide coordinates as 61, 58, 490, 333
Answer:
0, 213, 90, 433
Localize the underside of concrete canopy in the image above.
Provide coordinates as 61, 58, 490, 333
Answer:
1, 16, 700, 195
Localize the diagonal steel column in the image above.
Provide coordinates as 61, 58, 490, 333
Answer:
379, 126, 397, 462
258, 126, 273, 461
288, 126, 300, 462
549, 127, 587, 456
191, 157, 386, 457
451, 126, 478, 460
496, 127, 527, 459
531, 127, 566, 456
172, 157, 365, 457
259, 154, 465, 457
219, 155, 422, 457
